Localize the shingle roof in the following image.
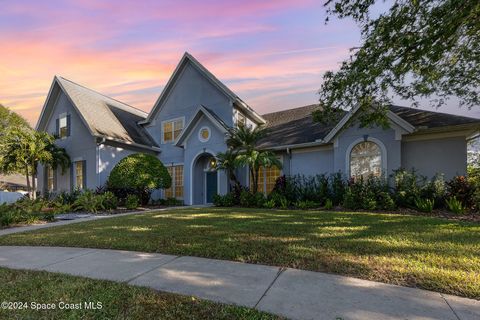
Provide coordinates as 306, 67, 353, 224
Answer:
56, 77, 158, 148
258, 104, 480, 149
389, 105, 480, 129
258, 104, 336, 149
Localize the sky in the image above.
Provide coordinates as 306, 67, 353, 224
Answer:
1, 0, 478, 126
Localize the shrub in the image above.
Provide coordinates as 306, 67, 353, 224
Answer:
330, 172, 346, 205
377, 191, 396, 210
73, 190, 105, 213
165, 197, 184, 206
295, 200, 320, 209
446, 176, 474, 208
342, 175, 391, 210
213, 193, 235, 207
324, 198, 333, 210
271, 172, 345, 206
268, 191, 288, 208
107, 153, 171, 205
239, 190, 264, 207
445, 196, 466, 215
421, 174, 446, 208
263, 199, 276, 208
0, 206, 17, 226
415, 198, 435, 213
101, 191, 118, 210
125, 194, 139, 210
54, 190, 82, 205
392, 169, 425, 208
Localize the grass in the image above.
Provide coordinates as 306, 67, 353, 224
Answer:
0, 207, 479, 299
0, 267, 280, 320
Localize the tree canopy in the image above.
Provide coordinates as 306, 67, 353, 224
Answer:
314, 0, 480, 127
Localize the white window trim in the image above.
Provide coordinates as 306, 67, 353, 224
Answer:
198, 126, 211, 143
345, 137, 387, 178
161, 116, 185, 144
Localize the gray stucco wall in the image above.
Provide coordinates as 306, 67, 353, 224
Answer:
146, 61, 233, 167
38, 91, 98, 194
288, 147, 334, 177
402, 136, 467, 179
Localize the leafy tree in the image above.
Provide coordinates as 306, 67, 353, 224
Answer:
107, 153, 171, 191
0, 104, 30, 134
314, 0, 480, 127
220, 125, 282, 194
1, 129, 70, 198
236, 150, 282, 194
0, 104, 30, 170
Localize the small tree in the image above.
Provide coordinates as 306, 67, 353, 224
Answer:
219, 125, 282, 194
216, 149, 240, 190
107, 153, 171, 204
1, 129, 70, 199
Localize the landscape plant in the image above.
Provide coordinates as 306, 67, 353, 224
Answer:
107, 153, 171, 204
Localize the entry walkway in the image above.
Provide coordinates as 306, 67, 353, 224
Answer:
0, 246, 478, 320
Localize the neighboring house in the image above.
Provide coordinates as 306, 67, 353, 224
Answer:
0, 174, 30, 192
36, 52, 480, 205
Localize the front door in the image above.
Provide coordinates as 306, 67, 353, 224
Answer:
205, 171, 218, 203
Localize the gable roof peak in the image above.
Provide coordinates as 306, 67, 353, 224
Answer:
142, 52, 265, 125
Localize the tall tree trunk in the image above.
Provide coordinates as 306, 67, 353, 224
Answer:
251, 166, 260, 194
31, 172, 36, 200
24, 164, 31, 199
31, 162, 37, 200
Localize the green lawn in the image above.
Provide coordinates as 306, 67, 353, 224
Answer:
0, 267, 279, 319
0, 208, 479, 299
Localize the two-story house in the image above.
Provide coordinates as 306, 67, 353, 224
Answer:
36, 53, 480, 204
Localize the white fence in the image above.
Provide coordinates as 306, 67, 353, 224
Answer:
0, 191, 24, 205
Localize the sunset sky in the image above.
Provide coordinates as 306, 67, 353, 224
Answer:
1, 0, 478, 126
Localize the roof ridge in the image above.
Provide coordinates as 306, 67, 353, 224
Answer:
56, 76, 148, 117
261, 104, 320, 117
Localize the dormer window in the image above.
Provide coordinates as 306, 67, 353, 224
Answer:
57, 113, 70, 138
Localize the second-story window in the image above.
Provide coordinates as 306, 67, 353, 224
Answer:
162, 118, 184, 143
57, 113, 70, 138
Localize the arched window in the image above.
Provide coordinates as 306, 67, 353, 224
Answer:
350, 141, 382, 179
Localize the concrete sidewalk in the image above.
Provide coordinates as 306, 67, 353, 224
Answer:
0, 246, 478, 320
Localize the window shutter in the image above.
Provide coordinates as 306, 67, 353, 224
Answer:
44, 166, 48, 194
70, 165, 74, 192
66, 115, 71, 136
55, 119, 60, 137
82, 160, 87, 189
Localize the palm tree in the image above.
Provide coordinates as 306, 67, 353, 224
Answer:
216, 149, 240, 190
221, 124, 282, 194
1, 128, 70, 198
226, 125, 268, 152
236, 150, 282, 194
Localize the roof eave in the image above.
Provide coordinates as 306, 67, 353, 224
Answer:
97, 135, 161, 153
